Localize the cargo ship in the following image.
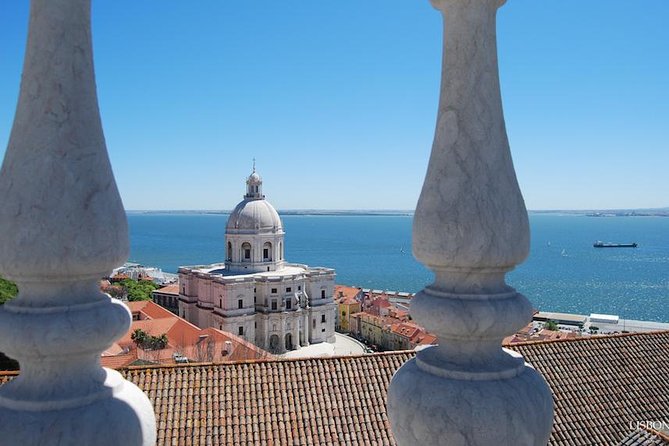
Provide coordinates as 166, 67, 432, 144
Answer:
593, 241, 638, 248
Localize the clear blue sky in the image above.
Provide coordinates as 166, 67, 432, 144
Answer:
1, 1, 667, 211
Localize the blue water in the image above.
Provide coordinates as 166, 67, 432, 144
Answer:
128, 213, 669, 322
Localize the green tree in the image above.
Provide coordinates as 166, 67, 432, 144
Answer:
131, 328, 148, 347
0, 277, 19, 370
545, 320, 559, 331
119, 278, 158, 301
131, 328, 168, 350
0, 276, 18, 305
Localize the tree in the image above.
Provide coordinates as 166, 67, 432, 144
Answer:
0, 277, 18, 305
131, 328, 168, 350
545, 320, 559, 331
131, 328, 148, 347
0, 277, 20, 370
118, 278, 158, 301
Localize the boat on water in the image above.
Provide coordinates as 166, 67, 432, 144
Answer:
593, 241, 638, 248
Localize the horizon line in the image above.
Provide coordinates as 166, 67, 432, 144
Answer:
125, 206, 669, 214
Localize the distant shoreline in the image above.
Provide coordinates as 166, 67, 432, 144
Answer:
126, 208, 669, 217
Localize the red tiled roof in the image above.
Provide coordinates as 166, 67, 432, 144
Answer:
127, 300, 178, 320
102, 301, 270, 367
391, 322, 421, 339
153, 283, 180, 296
100, 351, 138, 369
334, 285, 361, 305
371, 299, 391, 309
414, 333, 438, 346
2, 331, 669, 445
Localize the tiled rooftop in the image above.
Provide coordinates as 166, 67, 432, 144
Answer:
153, 283, 180, 296
101, 301, 270, 368
334, 285, 362, 305
1, 331, 668, 445
514, 331, 669, 445
619, 428, 669, 446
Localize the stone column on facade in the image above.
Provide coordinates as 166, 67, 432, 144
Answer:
386, 0, 554, 445
293, 313, 301, 350
0, 0, 157, 444
279, 316, 287, 354
303, 312, 311, 346
263, 318, 270, 350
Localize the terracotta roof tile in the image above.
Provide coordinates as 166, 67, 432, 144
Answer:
2, 331, 668, 444
100, 351, 138, 369
154, 283, 180, 296
127, 300, 176, 319
619, 428, 669, 445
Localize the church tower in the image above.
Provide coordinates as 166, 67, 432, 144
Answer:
224, 165, 285, 274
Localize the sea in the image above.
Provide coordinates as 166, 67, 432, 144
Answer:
127, 213, 669, 323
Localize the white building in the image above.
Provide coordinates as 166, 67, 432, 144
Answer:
178, 168, 336, 354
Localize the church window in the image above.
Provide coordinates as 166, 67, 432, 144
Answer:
321, 290, 326, 299
298, 285, 301, 291
227, 241, 232, 261
286, 287, 292, 293
321, 314, 326, 323
271, 288, 277, 294
219, 299, 222, 308
312, 319, 316, 329
286, 300, 292, 310
242, 242, 251, 261
238, 299, 243, 309
271, 300, 277, 311
238, 327, 244, 336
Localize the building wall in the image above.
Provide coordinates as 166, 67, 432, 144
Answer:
152, 291, 179, 314
178, 267, 336, 354
225, 232, 285, 274
337, 301, 361, 333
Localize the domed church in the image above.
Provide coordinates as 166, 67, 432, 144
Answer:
178, 167, 336, 354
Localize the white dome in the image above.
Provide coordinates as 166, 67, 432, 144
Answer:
226, 199, 283, 233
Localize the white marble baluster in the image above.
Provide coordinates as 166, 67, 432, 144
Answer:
387, 0, 554, 444
0, 0, 156, 444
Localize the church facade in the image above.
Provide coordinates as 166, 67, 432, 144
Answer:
178, 168, 337, 354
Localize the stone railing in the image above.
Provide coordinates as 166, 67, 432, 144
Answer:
0, 0, 156, 444
387, 0, 554, 445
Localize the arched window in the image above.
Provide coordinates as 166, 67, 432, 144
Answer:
279, 242, 283, 260
227, 241, 232, 261
241, 242, 252, 262
263, 241, 272, 261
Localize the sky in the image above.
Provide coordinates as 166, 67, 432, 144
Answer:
0, 1, 667, 211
